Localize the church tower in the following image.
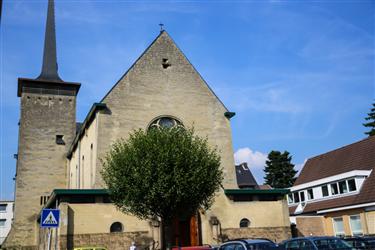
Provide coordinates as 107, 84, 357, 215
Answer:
4, 0, 80, 248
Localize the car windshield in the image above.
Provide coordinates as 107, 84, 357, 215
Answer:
247, 242, 277, 250
313, 238, 352, 249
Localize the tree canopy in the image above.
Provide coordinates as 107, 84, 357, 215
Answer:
101, 127, 223, 222
363, 102, 375, 137
263, 150, 297, 188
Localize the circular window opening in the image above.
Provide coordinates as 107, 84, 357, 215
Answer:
239, 218, 250, 228
149, 117, 183, 130
110, 222, 124, 233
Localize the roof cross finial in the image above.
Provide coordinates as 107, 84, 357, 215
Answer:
37, 0, 62, 82
159, 23, 164, 32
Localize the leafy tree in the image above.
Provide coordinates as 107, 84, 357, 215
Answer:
363, 102, 375, 136
101, 127, 223, 249
264, 150, 297, 188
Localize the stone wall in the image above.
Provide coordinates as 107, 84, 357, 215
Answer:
221, 226, 291, 243
59, 231, 153, 250
295, 216, 325, 237
4, 92, 77, 249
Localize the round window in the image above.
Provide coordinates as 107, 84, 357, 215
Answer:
239, 218, 250, 228
110, 222, 124, 233
149, 117, 183, 130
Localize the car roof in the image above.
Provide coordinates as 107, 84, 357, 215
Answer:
282, 236, 341, 243
224, 239, 274, 244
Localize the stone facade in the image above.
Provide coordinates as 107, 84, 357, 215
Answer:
4, 87, 78, 249
59, 232, 151, 250
222, 227, 291, 243
294, 216, 326, 237
8, 29, 291, 249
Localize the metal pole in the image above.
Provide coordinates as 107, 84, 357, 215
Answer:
47, 228, 51, 250
54, 198, 58, 250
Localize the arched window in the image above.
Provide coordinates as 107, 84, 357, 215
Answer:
239, 218, 250, 228
149, 117, 183, 130
110, 222, 124, 233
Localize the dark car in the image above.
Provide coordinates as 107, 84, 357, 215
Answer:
342, 236, 375, 249
279, 236, 354, 250
219, 239, 278, 250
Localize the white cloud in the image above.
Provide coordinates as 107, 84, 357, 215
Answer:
234, 147, 267, 169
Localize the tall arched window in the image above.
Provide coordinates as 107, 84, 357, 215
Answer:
239, 218, 250, 228
110, 222, 124, 233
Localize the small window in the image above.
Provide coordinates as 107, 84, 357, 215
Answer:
331, 183, 339, 195
293, 192, 300, 203
110, 222, 123, 233
333, 217, 345, 237
322, 185, 329, 197
307, 189, 314, 200
348, 179, 356, 192
56, 135, 65, 145
0, 219, 5, 227
149, 117, 183, 130
0, 204, 7, 212
288, 194, 294, 203
239, 218, 250, 228
349, 215, 363, 236
339, 181, 348, 194
300, 191, 305, 202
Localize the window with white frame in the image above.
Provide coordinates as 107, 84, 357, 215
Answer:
0, 204, 7, 212
349, 215, 363, 236
289, 178, 360, 205
348, 179, 357, 192
0, 219, 5, 227
307, 189, 314, 200
333, 217, 345, 237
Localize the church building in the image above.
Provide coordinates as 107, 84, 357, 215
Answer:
3, 1, 290, 249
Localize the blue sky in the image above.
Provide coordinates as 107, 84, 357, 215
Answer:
1, 1, 374, 200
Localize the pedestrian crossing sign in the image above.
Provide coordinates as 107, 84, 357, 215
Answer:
41, 209, 60, 228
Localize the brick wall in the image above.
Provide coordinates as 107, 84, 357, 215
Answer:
221, 226, 291, 243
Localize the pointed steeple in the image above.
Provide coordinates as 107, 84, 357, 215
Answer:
37, 0, 62, 82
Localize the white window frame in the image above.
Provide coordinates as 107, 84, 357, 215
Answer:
332, 217, 345, 237
349, 215, 363, 236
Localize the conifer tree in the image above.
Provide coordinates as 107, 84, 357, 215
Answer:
363, 102, 375, 137
264, 150, 297, 188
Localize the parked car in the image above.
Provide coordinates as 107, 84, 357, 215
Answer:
342, 236, 375, 249
218, 239, 278, 250
279, 236, 354, 250
172, 246, 213, 250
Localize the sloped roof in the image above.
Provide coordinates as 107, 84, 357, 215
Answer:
290, 136, 375, 215
235, 162, 258, 189
295, 136, 375, 185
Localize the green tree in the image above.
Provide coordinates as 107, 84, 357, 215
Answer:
101, 127, 223, 249
264, 150, 297, 188
363, 102, 375, 136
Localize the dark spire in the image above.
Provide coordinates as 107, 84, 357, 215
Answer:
37, 0, 62, 82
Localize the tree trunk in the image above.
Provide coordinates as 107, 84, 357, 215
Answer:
162, 218, 174, 250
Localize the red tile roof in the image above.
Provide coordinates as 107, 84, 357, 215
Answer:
290, 136, 375, 215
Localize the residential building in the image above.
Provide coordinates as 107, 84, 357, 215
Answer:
289, 136, 375, 237
0, 201, 14, 247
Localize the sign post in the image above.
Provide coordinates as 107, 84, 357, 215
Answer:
41, 209, 60, 250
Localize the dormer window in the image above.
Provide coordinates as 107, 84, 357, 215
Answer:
288, 171, 369, 205
348, 179, 356, 191
338, 180, 348, 194
330, 183, 338, 195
